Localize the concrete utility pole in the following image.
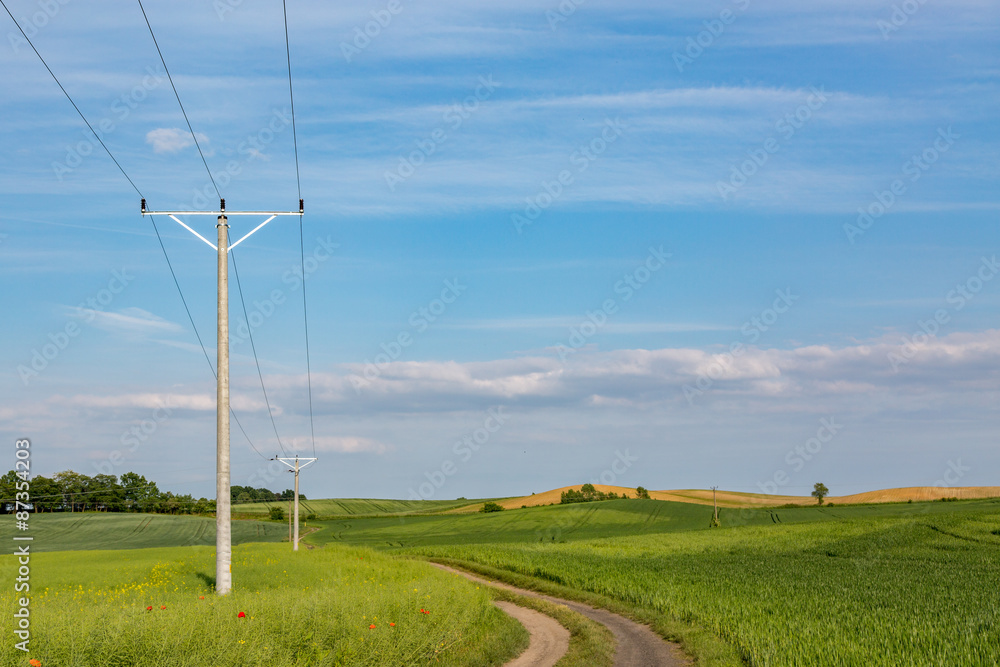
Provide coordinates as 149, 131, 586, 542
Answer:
274, 456, 316, 551
141, 198, 303, 595
216, 212, 231, 594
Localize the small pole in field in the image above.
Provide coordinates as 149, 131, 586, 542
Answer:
273, 456, 317, 551
711, 486, 719, 525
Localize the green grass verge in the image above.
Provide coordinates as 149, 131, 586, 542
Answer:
488, 585, 615, 667
0, 542, 526, 666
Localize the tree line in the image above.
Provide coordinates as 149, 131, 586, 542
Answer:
0, 470, 296, 515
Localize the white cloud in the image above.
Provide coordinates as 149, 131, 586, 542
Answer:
68, 307, 183, 336
56, 392, 267, 413
285, 435, 388, 455
145, 127, 210, 154
259, 329, 1000, 416
441, 317, 729, 333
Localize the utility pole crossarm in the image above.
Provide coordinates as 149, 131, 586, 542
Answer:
141, 197, 304, 217
275, 457, 317, 469
140, 199, 303, 254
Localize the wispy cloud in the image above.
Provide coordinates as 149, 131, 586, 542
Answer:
146, 127, 211, 155
285, 435, 389, 455
257, 329, 1000, 416
55, 392, 267, 413
68, 307, 183, 336
441, 318, 729, 333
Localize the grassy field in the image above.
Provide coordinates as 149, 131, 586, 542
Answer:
398, 500, 1000, 666
0, 513, 286, 552
232, 498, 490, 518
0, 542, 526, 667
305, 496, 999, 549
7, 496, 999, 666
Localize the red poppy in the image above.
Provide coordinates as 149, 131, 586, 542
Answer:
146, 606, 153, 611
29, 660, 41, 667
199, 596, 205, 600
369, 624, 376, 629
160, 606, 166, 610
238, 612, 246, 618
420, 608, 430, 615
389, 622, 396, 627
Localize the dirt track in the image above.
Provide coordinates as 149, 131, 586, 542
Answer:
432, 563, 690, 667
494, 600, 569, 667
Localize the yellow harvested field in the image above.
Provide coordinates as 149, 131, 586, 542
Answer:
489, 484, 1000, 509
833, 486, 1000, 504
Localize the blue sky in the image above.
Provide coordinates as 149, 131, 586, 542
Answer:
1, 0, 998, 501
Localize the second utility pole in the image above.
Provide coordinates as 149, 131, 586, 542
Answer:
275, 455, 317, 550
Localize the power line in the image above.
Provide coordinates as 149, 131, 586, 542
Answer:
299, 221, 317, 458
135, 0, 220, 199
132, 1, 290, 463
281, 0, 302, 201
281, 0, 317, 457
229, 236, 289, 457
0, 0, 142, 198
1, 4, 267, 462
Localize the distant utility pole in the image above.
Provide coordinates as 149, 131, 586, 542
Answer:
142, 198, 303, 595
274, 455, 317, 551
711, 486, 719, 524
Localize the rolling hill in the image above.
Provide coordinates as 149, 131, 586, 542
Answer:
483, 484, 1000, 510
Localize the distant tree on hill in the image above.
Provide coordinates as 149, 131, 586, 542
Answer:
635, 486, 650, 499
481, 502, 504, 513
561, 485, 620, 505
269, 506, 286, 521
812, 482, 829, 505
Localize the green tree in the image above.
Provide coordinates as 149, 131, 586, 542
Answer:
121, 472, 159, 512
32, 476, 60, 512
0, 470, 18, 512
53, 471, 92, 511
91, 474, 124, 512
812, 482, 829, 506
635, 486, 650, 499
480, 502, 504, 513
269, 506, 286, 521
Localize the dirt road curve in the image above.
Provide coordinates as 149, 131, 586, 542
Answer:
493, 600, 570, 667
432, 563, 690, 667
